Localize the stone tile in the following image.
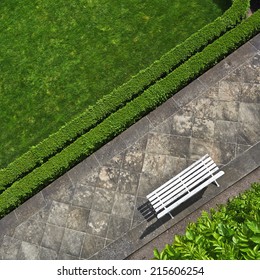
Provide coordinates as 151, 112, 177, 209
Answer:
205, 85, 219, 100
0, 211, 19, 238
250, 34, 260, 50
39, 247, 58, 260
104, 153, 124, 169
192, 118, 215, 140
122, 136, 147, 173
214, 120, 237, 143
237, 103, 260, 145
120, 123, 143, 149
42, 174, 74, 204
66, 206, 90, 232
216, 101, 239, 122
218, 81, 240, 101
0, 236, 21, 260
17, 242, 40, 260
72, 184, 95, 209
58, 252, 79, 260
163, 156, 187, 180
188, 97, 217, 120
47, 201, 70, 227
14, 192, 46, 223
129, 117, 153, 139
190, 138, 236, 164
92, 188, 115, 214
112, 193, 135, 219
68, 154, 100, 186
173, 79, 206, 107
236, 144, 251, 157
146, 133, 190, 158
247, 142, 260, 166
239, 83, 260, 103
81, 234, 106, 259
59, 229, 85, 257
147, 98, 179, 127
14, 219, 45, 245
41, 224, 64, 251
87, 210, 110, 237
94, 136, 126, 166
107, 216, 131, 240
30, 200, 53, 223
105, 239, 115, 246
96, 167, 120, 191
117, 170, 140, 195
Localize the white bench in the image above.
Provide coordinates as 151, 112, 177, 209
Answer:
146, 154, 224, 219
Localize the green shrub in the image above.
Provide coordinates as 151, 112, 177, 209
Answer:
153, 182, 260, 260
0, 9, 259, 219
0, 0, 249, 193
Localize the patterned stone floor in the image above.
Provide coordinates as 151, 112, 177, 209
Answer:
0, 34, 259, 260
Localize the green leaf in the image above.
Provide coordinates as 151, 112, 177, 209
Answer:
153, 248, 160, 260
186, 230, 195, 241
246, 221, 260, 234
250, 235, 260, 244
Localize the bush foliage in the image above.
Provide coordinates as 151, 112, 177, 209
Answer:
0, 0, 249, 193
153, 182, 260, 260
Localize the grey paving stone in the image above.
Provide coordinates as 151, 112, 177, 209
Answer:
30, 200, 53, 223
247, 142, 260, 166
214, 120, 237, 143
66, 206, 90, 232
122, 136, 147, 173
187, 97, 217, 120
81, 234, 106, 259
106, 216, 131, 240
236, 144, 251, 157
47, 201, 70, 227
67, 154, 100, 186
129, 117, 153, 139
216, 101, 239, 122
39, 247, 58, 260
17, 242, 40, 260
87, 210, 110, 237
172, 79, 206, 107
146, 133, 190, 158
94, 136, 126, 166
42, 174, 74, 204
239, 83, 260, 103
13, 219, 45, 245
72, 183, 95, 208
92, 188, 115, 214
112, 193, 135, 220
59, 229, 85, 257
250, 34, 260, 50
147, 97, 179, 127
237, 103, 260, 145
104, 153, 124, 169
0, 236, 21, 260
58, 252, 80, 260
14, 192, 46, 223
192, 118, 215, 140
96, 167, 120, 191
0, 211, 19, 239
117, 170, 140, 195
41, 224, 64, 251
218, 81, 240, 101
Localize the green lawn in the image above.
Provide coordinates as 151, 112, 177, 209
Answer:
0, 0, 231, 168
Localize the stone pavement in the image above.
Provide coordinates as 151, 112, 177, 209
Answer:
0, 34, 259, 260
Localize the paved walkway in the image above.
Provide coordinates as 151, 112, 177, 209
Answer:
0, 34, 259, 260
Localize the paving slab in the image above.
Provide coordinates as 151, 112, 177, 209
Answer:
0, 34, 259, 260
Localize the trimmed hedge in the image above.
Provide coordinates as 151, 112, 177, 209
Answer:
0, 0, 249, 193
0, 9, 259, 218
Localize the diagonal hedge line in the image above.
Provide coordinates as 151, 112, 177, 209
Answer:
0, 0, 250, 193
0, 8, 259, 218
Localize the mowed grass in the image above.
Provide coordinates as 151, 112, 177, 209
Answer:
0, 0, 231, 168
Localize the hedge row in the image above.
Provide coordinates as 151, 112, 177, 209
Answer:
0, 9, 259, 218
0, 0, 250, 193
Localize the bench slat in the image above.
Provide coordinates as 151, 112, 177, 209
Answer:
157, 171, 224, 219
153, 166, 220, 212
147, 154, 212, 199
149, 160, 217, 204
